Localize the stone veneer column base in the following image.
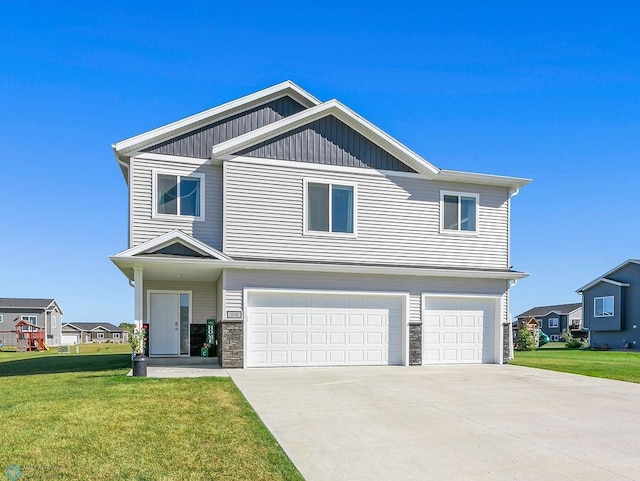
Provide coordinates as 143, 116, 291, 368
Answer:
218, 319, 243, 368
502, 322, 511, 363
409, 323, 422, 365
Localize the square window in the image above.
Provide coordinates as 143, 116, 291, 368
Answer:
594, 296, 614, 317
441, 192, 478, 233
306, 180, 355, 234
155, 172, 203, 219
113, 332, 120, 339
97, 332, 104, 339
548, 318, 559, 328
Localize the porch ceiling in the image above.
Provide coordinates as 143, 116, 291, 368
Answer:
110, 256, 225, 282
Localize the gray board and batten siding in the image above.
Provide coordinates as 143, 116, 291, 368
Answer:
143, 96, 307, 159
236, 115, 416, 173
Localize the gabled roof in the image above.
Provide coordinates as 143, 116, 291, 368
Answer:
516, 303, 582, 318
113, 81, 531, 189
113, 230, 232, 261
113, 81, 320, 159
213, 99, 440, 178
576, 259, 640, 293
0, 298, 63, 314
62, 322, 125, 332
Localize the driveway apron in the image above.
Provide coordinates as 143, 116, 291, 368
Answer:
230, 365, 640, 481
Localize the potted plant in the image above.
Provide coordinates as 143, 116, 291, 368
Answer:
129, 326, 147, 377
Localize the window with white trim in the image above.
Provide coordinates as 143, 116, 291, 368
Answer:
548, 318, 559, 328
97, 332, 105, 339
113, 332, 120, 339
21, 316, 37, 331
441, 191, 478, 232
154, 171, 204, 219
550, 334, 560, 342
305, 180, 355, 234
594, 296, 614, 317
51, 315, 57, 328
0, 315, 3, 323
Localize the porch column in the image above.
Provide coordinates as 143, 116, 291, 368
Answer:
134, 267, 144, 331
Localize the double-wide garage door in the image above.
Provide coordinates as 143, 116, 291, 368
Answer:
247, 292, 403, 367
423, 296, 498, 364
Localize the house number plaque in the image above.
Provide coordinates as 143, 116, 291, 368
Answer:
226, 310, 243, 320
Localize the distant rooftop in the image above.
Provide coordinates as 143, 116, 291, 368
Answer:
516, 302, 582, 318
62, 322, 125, 332
0, 298, 57, 309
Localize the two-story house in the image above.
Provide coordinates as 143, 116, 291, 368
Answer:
0, 298, 63, 347
514, 303, 583, 341
577, 259, 640, 349
110, 81, 530, 368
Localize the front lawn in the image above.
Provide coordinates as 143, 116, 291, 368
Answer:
510, 348, 640, 383
0, 350, 302, 481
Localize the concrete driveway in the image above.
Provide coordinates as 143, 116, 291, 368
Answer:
230, 365, 640, 481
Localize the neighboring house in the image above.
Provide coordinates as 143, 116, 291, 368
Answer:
61, 323, 129, 344
0, 298, 63, 346
514, 303, 584, 341
110, 81, 530, 368
577, 259, 640, 350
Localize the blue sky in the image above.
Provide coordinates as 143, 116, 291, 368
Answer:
1, 1, 638, 323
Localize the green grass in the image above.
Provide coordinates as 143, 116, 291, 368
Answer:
511, 348, 640, 383
0, 350, 303, 481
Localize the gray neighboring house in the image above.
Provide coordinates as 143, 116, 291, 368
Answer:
0, 298, 63, 346
110, 81, 531, 368
61, 322, 129, 344
577, 259, 640, 350
514, 303, 584, 341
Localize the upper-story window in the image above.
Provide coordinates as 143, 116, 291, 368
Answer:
548, 318, 559, 328
441, 191, 478, 233
51, 315, 57, 328
594, 296, 614, 317
304, 179, 356, 235
154, 171, 205, 220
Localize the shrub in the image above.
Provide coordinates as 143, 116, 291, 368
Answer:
565, 338, 582, 349
515, 328, 535, 351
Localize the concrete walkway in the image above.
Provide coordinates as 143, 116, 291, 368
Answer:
230, 365, 640, 481
145, 365, 230, 378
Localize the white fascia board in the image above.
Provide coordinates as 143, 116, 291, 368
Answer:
576, 259, 639, 292
112, 81, 320, 157
110, 254, 528, 282
437, 169, 532, 189
113, 230, 233, 261
212, 100, 441, 179
62, 323, 82, 331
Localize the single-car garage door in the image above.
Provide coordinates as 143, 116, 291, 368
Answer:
246, 291, 405, 367
423, 296, 500, 364
61, 334, 79, 345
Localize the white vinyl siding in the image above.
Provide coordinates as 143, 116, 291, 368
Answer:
130, 155, 222, 249
143, 280, 216, 325
223, 158, 509, 270
224, 269, 509, 327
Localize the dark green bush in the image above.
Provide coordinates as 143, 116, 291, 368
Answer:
515, 328, 535, 351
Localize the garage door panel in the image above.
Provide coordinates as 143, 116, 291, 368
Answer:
247, 293, 403, 367
423, 299, 497, 365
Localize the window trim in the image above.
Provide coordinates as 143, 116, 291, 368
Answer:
152, 169, 205, 221
303, 178, 358, 238
51, 314, 57, 328
548, 318, 559, 328
96, 332, 105, 339
594, 296, 614, 317
113, 332, 120, 339
439, 190, 479, 235
0, 315, 3, 323
550, 334, 560, 342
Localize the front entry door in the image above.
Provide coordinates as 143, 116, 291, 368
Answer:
150, 293, 180, 355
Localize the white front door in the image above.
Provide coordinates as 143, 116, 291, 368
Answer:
150, 293, 180, 355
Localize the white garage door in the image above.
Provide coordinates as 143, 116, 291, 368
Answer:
61, 334, 78, 345
423, 296, 499, 364
247, 292, 404, 367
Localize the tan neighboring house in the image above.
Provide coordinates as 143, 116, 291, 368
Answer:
0, 298, 63, 347
61, 322, 129, 344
